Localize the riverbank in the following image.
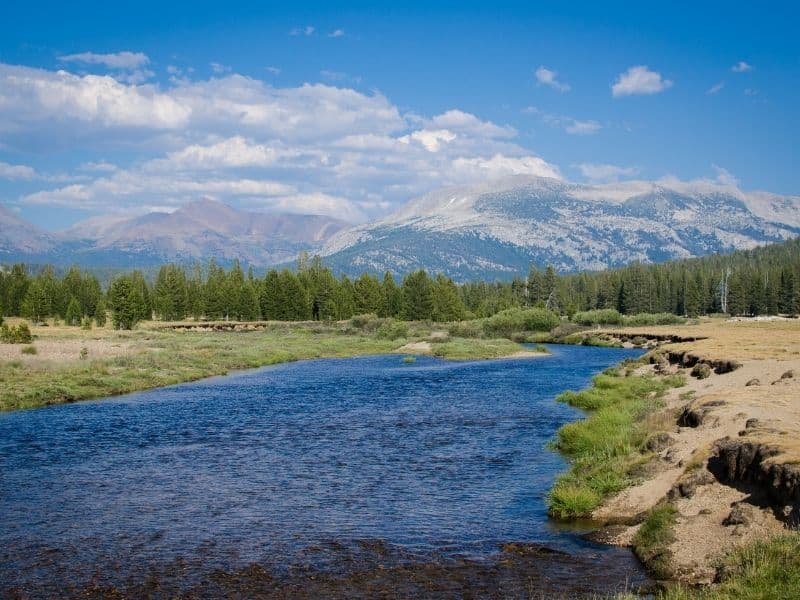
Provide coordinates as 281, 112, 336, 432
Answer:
0, 317, 545, 411
550, 317, 800, 594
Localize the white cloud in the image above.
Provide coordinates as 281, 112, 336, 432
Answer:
731, 61, 753, 73
707, 81, 725, 95
452, 154, 561, 180
577, 163, 639, 182
429, 109, 515, 138
328, 29, 345, 38
0, 161, 36, 180
534, 66, 570, 92
266, 66, 281, 75
712, 165, 739, 187
58, 51, 150, 70
399, 129, 457, 152
290, 26, 315, 36
564, 119, 602, 135
611, 65, 673, 97
3, 61, 560, 222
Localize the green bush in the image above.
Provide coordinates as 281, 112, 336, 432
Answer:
572, 308, 624, 326
447, 320, 484, 338
483, 307, 560, 338
624, 312, 686, 326
1, 322, 33, 344
349, 313, 380, 330
375, 319, 408, 340
21, 345, 37, 355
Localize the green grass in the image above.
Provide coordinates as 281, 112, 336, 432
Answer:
548, 372, 685, 519
658, 534, 800, 599
430, 337, 530, 360
0, 323, 536, 411
633, 503, 678, 580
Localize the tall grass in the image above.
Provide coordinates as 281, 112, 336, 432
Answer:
549, 371, 685, 519
658, 534, 800, 599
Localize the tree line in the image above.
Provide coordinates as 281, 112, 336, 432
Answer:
0, 237, 798, 329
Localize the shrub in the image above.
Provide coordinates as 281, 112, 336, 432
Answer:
1, 322, 33, 344
21, 345, 37, 355
447, 320, 483, 338
375, 319, 408, 340
483, 307, 560, 338
349, 313, 380, 330
79, 347, 89, 360
691, 363, 712, 379
572, 309, 624, 326
624, 312, 686, 327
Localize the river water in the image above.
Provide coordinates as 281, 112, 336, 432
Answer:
0, 345, 648, 598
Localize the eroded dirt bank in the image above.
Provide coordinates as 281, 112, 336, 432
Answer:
589, 319, 800, 585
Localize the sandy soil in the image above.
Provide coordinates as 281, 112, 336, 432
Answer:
592, 318, 800, 583
397, 341, 434, 354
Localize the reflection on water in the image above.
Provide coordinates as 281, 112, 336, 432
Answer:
0, 345, 648, 597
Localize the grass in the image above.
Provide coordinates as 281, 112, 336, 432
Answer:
548, 371, 685, 519
633, 503, 678, 580
658, 533, 800, 599
0, 320, 537, 411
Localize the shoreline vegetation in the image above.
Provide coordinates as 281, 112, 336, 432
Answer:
547, 317, 800, 598
0, 313, 551, 413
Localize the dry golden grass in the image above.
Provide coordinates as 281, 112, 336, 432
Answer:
603, 316, 800, 362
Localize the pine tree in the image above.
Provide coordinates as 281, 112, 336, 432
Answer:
381, 272, 402, 317
109, 277, 142, 330
433, 274, 465, 321
401, 270, 435, 321
65, 296, 82, 326
353, 273, 384, 315
333, 275, 356, 320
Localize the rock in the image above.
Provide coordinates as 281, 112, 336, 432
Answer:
668, 469, 715, 499
645, 432, 674, 452
678, 401, 725, 427
780, 369, 795, 380
745, 378, 761, 386
723, 503, 756, 526
745, 418, 761, 429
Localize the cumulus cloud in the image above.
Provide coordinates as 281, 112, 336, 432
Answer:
564, 119, 602, 135
731, 61, 753, 73
577, 163, 639, 182
0, 161, 36, 180
3, 61, 560, 222
534, 66, 570, 92
58, 51, 150, 70
611, 65, 673, 97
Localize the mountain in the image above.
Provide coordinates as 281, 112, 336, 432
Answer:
320, 176, 800, 280
0, 204, 59, 258
1, 200, 347, 268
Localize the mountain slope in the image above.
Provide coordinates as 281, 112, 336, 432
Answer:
321, 176, 800, 280
0, 204, 59, 258
1, 200, 347, 267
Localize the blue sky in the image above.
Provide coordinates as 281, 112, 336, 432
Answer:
1, 1, 798, 229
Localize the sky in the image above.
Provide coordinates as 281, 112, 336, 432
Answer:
0, 0, 798, 230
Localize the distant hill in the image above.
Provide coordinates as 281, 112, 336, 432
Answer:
0, 200, 347, 268
319, 176, 800, 280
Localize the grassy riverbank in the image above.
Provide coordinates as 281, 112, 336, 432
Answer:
550, 318, 800, 597
548, 368, 685, 519
0, 317, 536, 411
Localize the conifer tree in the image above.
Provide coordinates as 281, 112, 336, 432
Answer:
65, 296, 82, 326
353, 273, 384, 315
401, 270, 435, 321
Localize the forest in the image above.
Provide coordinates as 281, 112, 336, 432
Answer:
0, 237, 798, 329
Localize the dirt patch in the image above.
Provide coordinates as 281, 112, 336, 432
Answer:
396, 341, 433, 354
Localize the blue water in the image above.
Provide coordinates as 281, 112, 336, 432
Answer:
0, 344, 645, 596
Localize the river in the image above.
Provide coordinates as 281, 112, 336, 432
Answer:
0, 344, 648, 597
